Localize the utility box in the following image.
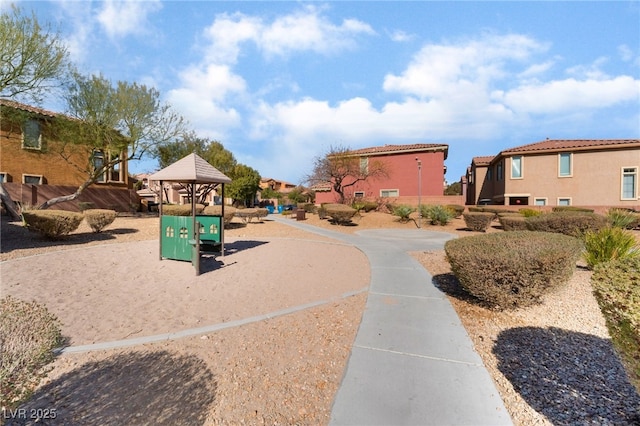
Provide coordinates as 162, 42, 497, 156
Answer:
161, 215, 222, 261
296, 208, 306, 221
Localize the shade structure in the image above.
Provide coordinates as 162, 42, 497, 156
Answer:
150, 153, 232, 275
149, 153, 232, 184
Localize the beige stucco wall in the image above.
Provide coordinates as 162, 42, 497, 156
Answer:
504, 148, 639, 206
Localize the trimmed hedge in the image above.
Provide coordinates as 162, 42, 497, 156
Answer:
234, 207, 269, 223
161, 204, 205, 216
519, 208, 543, 217
525, 212, 608, 237
445, 231, 582, 309
0, 296, 63, 410
463, 212, 495, 232
324, 203, 357, 225
552, 206, 594, 213
591, 257, 640, 390
499, 215, 528, 231
22, 210, 84, 239
445, 204, 465, 218
202, 205, 237, 224
84, 209, 117, 233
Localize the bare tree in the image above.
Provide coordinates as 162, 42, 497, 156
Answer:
307, 145, 389, 204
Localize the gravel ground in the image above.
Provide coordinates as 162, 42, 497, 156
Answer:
2, 211, 640, 425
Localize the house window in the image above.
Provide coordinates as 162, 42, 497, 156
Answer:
622, 167, 637, 200
360, 157, 369, 173
23, 174, 43, 184
497, 161, 503, 181
380, 189, 399, 197
486, 168, 492, 181
558, 198, 571, 206
534, 198, 547, 206
354, 191, 365, 198
559, 153, 572, 177
22, 119, 42, 149
0, 172, 7, 183
93, 150, 123, 183
511, 156, 523, 179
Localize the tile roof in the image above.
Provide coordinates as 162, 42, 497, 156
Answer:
149, 153, 232, 184
0, 98, 59, 118
472, 155, 495, 166
501, 139, 640, 154
346, 143, 449, 158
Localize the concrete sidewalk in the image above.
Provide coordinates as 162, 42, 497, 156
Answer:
272, 216, 512, 425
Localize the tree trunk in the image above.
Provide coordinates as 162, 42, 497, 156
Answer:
0, 182, 21, 220
37, 179, 93, 210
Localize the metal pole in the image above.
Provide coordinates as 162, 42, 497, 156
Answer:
416, 158, 422, 228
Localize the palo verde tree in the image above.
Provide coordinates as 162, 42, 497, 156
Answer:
307, 145, 389, 204
155, 132, 238, 204
38, 72, 187, 209
0, 5, 72, 218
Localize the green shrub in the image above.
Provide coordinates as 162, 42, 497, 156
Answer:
445, 231, 582, 309
499, 215, 528, 231
84, 209, 117, 233
202, 205, 237, 225
362, 201, 378, 212
78, 201, 96, 212
607, 208, 640, 230
298, 203, 315, 213
591, 257, 640, 390
317, 206, 327, 219
468, 206, 484, 212
392, 204, 416, 223
462, 212, 495, 232
162, 204, 205, 216
445, 204, 465, 218
0, 296, 63, 411
22, 210, 84, 239
324, 203, 357, 225
552, 206, 594, 213
519, 208, 543, 217
582, 226, 639, 269
525, 212, 608, 237
420, 205, 455, 226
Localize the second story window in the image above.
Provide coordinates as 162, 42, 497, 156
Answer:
93, 150, 106, 183
22, 119, 42, 150
360, 157, 369, 174
559, 153, 572, 177
486, 168, 492, 181
511, 156, 523, 179
497, 161, 503, 181
93, 150, 124, 183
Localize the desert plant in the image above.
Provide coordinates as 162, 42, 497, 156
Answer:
445, 231, 582, 309
317, 206, 327, 219
298, 203, 316, 213
519, 208, 543, 217
591, 257, 640, 390
525, 212, 608, 237
392, 204, 416, 223
202, 205, 237, 225
607, 208, 640, 230
462, 212, 495, 232
22, 210, 84, 239
84, 209, 117, 232
582, 226, 639, 269
552, 206, 594, 213
161, 204, 205, 216
499, 215, 528, 231
324, 203, 357, 225
445, 204, 465, 218
420, 205, 454, 226
0, 296, 63, 411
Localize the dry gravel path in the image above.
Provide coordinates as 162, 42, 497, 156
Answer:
2, 212, 639, 424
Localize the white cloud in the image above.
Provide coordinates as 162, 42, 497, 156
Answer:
496, 76, 640, 114
388, 29, 415, 43
618, 44, 634, 62
202, 5, 374, 65
97, 0, 162, 39
566, 56, 610, 80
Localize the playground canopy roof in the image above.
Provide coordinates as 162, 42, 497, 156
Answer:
149, 153, 232, 184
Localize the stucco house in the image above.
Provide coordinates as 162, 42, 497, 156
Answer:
465, 139, 640, 209
0, 99, 137, 212
313, 143, 451, 205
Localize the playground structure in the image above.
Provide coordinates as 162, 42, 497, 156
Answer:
149, 153, 232, 275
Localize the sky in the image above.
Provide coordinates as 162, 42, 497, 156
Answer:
7, 1, 640, 185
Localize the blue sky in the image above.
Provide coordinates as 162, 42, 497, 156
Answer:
9, 1, 640, 185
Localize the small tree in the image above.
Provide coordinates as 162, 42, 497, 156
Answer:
307, 145, 389, 204
227, 164, 261, 206
287, 186, 308, 205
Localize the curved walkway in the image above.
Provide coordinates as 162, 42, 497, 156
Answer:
271, 216, 512, 425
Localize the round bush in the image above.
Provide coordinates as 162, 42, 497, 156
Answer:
445, 231, 583, 309
324, 203, 357, 225
462, 212, 495, 232
22, 210, 84, 239
84, 209, 117, 232
499, 215, 528, 231
525, 212, 608, 237
202, 205, 236, 224
162, 204, 205, 216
